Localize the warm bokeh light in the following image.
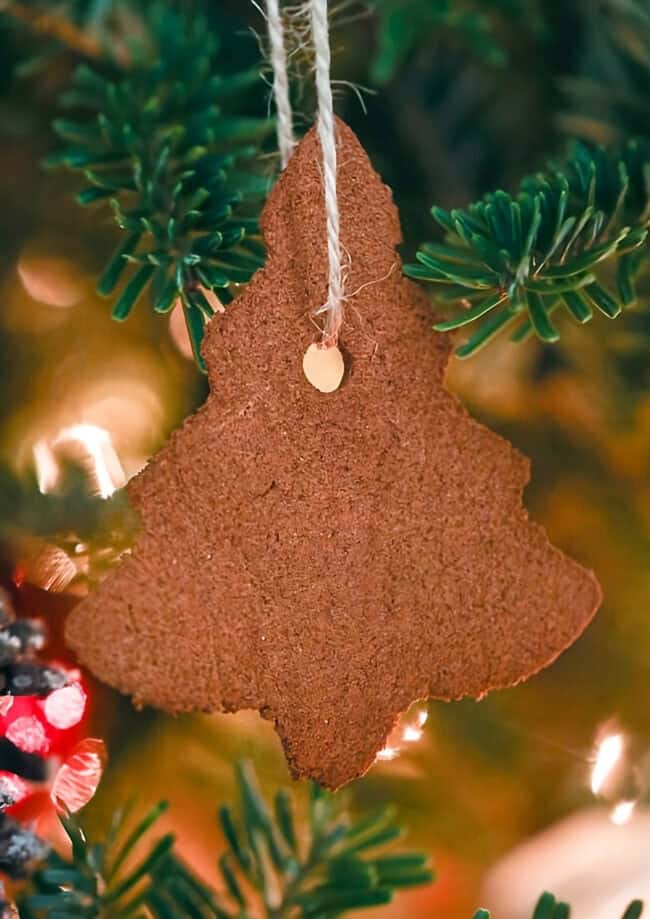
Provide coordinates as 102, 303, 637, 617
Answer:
17, 252, 87, 309
611, 800, 636, 826
76, 376, 166, 472
51, 738, 107, 814
17, 540, 80, 593
32, 439, 59, 494
54, 424, 125, 498
376, 745, 399, 762
6, 716, 49, 756
9, 355, 174, 498
1, 674, 89, 764
169, 301, 194, 360
169, 291, 224, 360
44, 683, 86, 731
588, 726, 643, 827
591, 731, 624, 795
482, 809, 650, 919
375, 705, 428, 764
30, 423, 126, 498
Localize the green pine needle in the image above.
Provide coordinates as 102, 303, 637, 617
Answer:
474, 892, 643, 919
48, 3, 273, 371
18, 760, 432, 918
405, 140, 650, 357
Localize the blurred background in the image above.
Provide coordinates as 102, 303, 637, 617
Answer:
2, 1, 650, 916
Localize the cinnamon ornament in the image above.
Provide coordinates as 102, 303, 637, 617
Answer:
65, 121, 601, 789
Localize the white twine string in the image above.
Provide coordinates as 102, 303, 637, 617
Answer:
264, 0, 344, 348
265, 0, 296, 168
309, 0, 344, 347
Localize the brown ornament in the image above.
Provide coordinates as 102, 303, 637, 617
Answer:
65, 120, 601, 789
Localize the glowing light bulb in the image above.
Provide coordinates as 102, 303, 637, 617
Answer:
402, 708, 428, 743
375, 704, 428, 764
591, 732, 624, 795
402, 725, 423, 742
54, 423, 125, 498
33, 439, 60, 494
18, 253, 85, 308
589, 724, 644, 827
21, 542, 79, 592
610, 800, 636, 826
376, 746, 399, 761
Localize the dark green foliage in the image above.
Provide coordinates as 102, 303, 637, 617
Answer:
17, 764, 643, 918
49, 3, 273, 370
0, 462, 137, 591
370, 0, 505, 83
562, 0, 650, 146
369, 0, 543, 84
0, 463, 132, 542
215, 762, 433, 917
18, 801, 180, 917
473, 892, 644, 919
18, 761, 432, 918
405, 140, 650, 356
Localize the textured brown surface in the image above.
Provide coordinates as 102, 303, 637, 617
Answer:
66, 121, 601, 789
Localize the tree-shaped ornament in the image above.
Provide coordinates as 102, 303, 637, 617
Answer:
66, 122, 601, 789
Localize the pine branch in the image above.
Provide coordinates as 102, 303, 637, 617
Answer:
8, 757, 648, 918
18, 760, 432, 918
405, 140, 650, 356
48, 3, 273, 371
13, 763, 648, 919
473, 891, 644, 919
219, 762, 433, 917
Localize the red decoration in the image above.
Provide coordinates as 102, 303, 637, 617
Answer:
51, 737, 107, 813
1, 675, 89, 809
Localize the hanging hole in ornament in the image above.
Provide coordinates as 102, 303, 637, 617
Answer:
302, 342, 346, 393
